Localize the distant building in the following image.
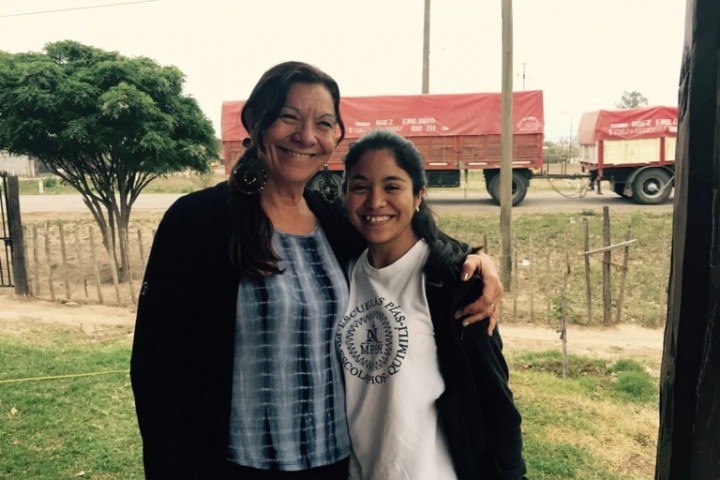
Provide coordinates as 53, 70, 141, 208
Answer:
0, 151, 43, 177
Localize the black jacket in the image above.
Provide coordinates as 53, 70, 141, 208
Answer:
425, 255, 527, 480
130, 182, 359, 479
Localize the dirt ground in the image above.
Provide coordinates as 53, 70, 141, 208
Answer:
0, 288, 665, 370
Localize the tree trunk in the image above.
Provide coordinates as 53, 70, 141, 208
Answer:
655, 0, 720, 477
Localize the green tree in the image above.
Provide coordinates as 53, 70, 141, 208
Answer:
615, 90, 649, 109
0, 40, 218, 281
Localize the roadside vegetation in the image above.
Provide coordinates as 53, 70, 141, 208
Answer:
18, 197, 672, 329
0, 321, 659, 480
439, 210, 672, 328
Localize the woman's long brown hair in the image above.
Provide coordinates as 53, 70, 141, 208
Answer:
227, 61, 345, 277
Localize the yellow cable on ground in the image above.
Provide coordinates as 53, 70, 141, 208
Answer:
0, 369, 128, 385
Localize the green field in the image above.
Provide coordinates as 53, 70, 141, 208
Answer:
0, 321, 658, 479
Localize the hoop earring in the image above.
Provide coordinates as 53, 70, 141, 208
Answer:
232, 153, 267, 195
317, 164, 339, 202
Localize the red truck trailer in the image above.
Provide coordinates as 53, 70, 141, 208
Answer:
222, 90, 544, 205
578, 105, 677, 204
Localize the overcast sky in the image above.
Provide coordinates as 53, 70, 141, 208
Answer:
1, 0, 686, 141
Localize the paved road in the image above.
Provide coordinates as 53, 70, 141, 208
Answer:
18, 190, 674, 215
427, 189, 674, 215
18, 193, 182, 213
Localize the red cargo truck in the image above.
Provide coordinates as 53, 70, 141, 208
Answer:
578, 105, 677, 204
222, 90, 544, 205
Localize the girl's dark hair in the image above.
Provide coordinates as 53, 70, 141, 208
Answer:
342, 129, 472, 277
228, 61, 345, 277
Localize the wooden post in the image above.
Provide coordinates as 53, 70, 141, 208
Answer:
545, 245, 551, 320
44, 222, 56, 301
105, 225, 122, 305
22, 226, 33, 295
421, 0, 431, 94
32, 225, 40, 296
583, 217, 592, 323
512, 243, 518, 319
73, 224, 88, 298
120, 228, 136, 304
529, 236, 535, 322
602, 206, 612, 325
656, 0, 720, 476
137, 228, 147, 268
88, 227, 104, 305
615, 227, 632, 324
560, 233, 570, 379
5, 176, 29, 296
500, 0, 514, 291
57, 222, 71, 299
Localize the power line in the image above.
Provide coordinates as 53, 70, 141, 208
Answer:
0, 0, 159, 19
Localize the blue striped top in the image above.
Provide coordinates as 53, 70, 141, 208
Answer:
227, 225, 351, 470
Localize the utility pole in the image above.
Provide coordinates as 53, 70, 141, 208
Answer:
422, 0, 430, 93
500, 0, 514, 290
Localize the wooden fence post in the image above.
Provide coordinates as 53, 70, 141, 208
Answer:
104, 225, 122, 305
615, 227, 632, 324
43, 222, 56, 301
512, 242, 518, 319
560, 232, 570, 379
120, 228, 136, 305
529, 236, 535, 323
88, 226, 104, 305
57, 222, 71, 299
583, 217, 592, 323
602, 206, 612, 325
32, 225, 40, 296
5, 176, 29, 296
545, 245, 551, 321
73, 224, 88, 298
137, 229, 147, 267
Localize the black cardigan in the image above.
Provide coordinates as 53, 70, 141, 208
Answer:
130, 182, 359, 479
425, 257, 527, 480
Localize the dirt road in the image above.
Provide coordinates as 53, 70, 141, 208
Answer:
0, 288, 664, 368
18, 190, 673, 215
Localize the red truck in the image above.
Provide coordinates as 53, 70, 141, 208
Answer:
222, 90, 544, 205
578, 105, 677, 204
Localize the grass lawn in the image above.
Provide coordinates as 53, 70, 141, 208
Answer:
0, 321, 658, 479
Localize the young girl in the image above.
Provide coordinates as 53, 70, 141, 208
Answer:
337, 130, 527, 480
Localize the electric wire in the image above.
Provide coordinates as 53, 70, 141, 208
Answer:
0, 1, 159, 19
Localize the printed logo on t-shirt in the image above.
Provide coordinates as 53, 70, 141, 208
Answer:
336, 296, 409, 385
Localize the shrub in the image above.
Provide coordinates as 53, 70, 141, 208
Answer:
613, 370, 656, 403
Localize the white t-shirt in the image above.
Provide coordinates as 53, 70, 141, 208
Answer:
336, 240, 457, 480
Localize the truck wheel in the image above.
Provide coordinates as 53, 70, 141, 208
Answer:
631, 169, 672, 204
488, 172, 528, 206
308, 171, 343, 201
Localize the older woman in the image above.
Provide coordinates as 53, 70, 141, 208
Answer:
130, 61, 502, 480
